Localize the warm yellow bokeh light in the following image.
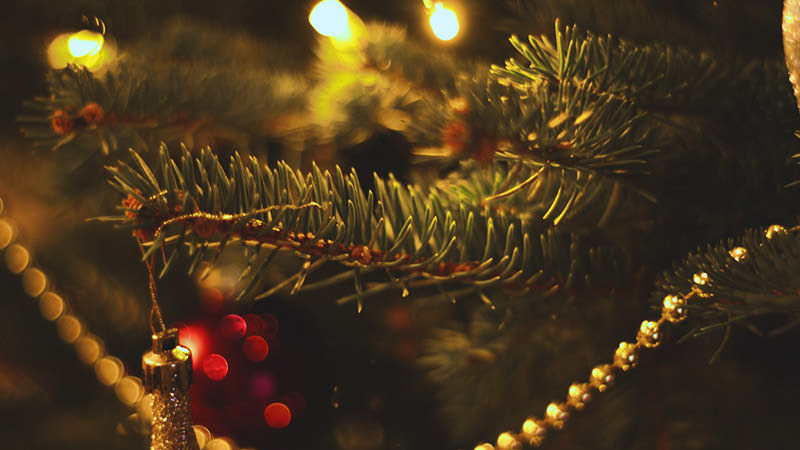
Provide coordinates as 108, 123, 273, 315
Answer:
67, 30, 104, 57
47, 30, 116, 71
309, 0, 352, 40
429, 3, 459, 41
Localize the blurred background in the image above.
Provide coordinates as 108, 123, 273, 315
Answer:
1, 1, 800, 450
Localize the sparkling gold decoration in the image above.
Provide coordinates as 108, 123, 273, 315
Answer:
765, 224, 788, 240
521, 418, 546, 446
497, 432, 522, 449
729, 246, 748, 262
589, 363, 615, 392
662, 294, 688, 323
143, 329, 200, 450
545, 402, 568, 429
636, 320, 662, 348
784, 0, 800, 113
613, 342, 639, 371
692, 271, 709, 286
567, 382, 591, 410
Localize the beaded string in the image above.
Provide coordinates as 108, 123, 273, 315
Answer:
473, 241, 766, 450
1, 193, 789, 450
0, 195, 249, 450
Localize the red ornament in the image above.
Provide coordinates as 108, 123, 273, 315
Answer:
202, 354, 229, 380
242, 336, 269, 362
51, 109, 73, 135
263, 402, 291, 429
79, 102, 104, 124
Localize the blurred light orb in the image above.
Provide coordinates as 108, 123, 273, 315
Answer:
47, 29, 116, 71
220, 314, 247, 340
263, 402, 292, 429
203, 354, 229, 381
179, 325, 208, 369
309, 0, 352, 40
242, 336, 269, 362
95, 356, 124, 386
67, 30, 103, 57
429, 3, 460, 41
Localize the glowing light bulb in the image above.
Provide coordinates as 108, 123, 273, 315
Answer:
309, 0, 352, 40
67, 30, 103, 57
429, 3, 459, 41
47, 29, 116, 71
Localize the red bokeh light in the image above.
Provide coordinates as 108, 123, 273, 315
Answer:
242, 335, 269, 362
202, 354, 229, 381
243, 314, 266, 336
220, 314, 247, 340
263, 402, 291, 429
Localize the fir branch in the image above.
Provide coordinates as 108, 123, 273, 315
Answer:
492, 22, 719, 108
103, 145, 634, 306
655, 226, 800, 336
19, 60, 307, 158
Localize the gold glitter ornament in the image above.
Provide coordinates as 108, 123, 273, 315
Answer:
729, 246, 748, 262
692, 272, 709, 286
521, 418, 546, 446
143, 328, 200, 450
566, 382, 591, 410
589, 363, 615, 392
636, 320, 662, 348
784, 0, 800, 114
662, 295, 688, 323
765, 224, 788, 240
613, 342, 639, 371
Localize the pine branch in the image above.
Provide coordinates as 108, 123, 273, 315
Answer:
102, 145, 635, 308
655, 226, 800, 336
18, 60, 307, 159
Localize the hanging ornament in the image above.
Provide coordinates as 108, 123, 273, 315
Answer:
784, 0, 800, 113
143, 328, 200, 450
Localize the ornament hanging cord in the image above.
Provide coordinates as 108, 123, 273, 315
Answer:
137, 238, 166, 335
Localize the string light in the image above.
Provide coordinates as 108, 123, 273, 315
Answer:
428, 2, 460, 41
309, 0, 353, 41
47, 29, 116, 71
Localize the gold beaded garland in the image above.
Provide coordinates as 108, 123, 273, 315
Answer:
765, 224, 787, 240
692, 271, 709, 286
521, 418, 546, 447
613, 342, 639, 371
662, 294, 688, 323
545, 402, 568, 429
497, 432, 522, 450
636, 320, 662, 348
567, 382, 591, 410
589, 363, 615, 392
728, 246, 747, 262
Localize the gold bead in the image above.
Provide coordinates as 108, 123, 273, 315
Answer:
728, 246, 747, 262
662, 295, 687, 323
497, 432, 521, 450
613, 342, 639, 371
545, 402, 568, 429
636, 320, 662, 348
765, 224, 788, 240
692, 271, 709, 286
589, 363, 615, 391
522, 418, 546, 447
567, 382, 591, 410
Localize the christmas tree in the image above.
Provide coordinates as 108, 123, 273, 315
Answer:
2, 0, 800, 449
